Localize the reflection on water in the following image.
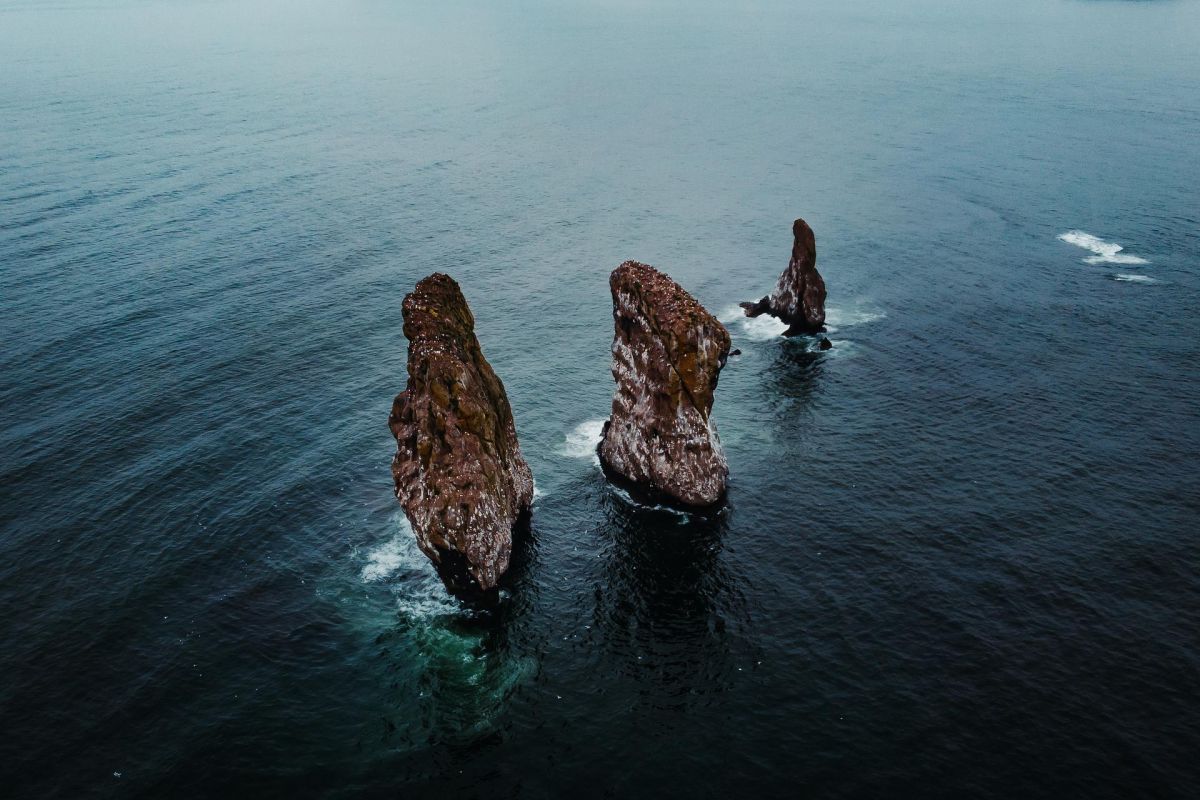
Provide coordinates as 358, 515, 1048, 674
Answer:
590, 492, 748, 711
379, 611, 536, 748
4, 0, 1199, 793
767, 338, 829, 404
352, 513, 542, 751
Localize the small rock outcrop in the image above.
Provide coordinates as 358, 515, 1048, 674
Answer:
740, 218, 827, 335
388, 273, 534, 594
598, 261, 731, 509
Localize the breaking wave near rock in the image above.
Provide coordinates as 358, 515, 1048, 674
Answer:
719, 304, 884, 340
358, 513, 466, 619
360, 514, 423, 583
561, 419, 605, 461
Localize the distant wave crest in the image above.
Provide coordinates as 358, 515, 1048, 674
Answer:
1059, 230, 1148, 265
824, 307, 886, 334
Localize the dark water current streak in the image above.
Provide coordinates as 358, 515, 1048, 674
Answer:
2, 0, 1199, 797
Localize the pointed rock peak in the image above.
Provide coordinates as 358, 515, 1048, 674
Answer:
401, 272, 476, 344
741, 217, 827, 335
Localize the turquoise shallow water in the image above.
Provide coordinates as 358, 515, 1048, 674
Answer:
2, 0, 1199, 796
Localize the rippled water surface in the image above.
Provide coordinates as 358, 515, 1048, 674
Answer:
3, 0, 1199, 796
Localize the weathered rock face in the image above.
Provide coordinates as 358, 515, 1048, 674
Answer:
740, 218, 827, 335
388, 273, 534, 594
598, 261, 732, 509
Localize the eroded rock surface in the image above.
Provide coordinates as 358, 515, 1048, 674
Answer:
740, 218, 827, 335
598, 261, 731, 508
388, 273, 534, 593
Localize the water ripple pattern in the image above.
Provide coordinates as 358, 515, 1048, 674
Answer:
2, 0, 1199, 797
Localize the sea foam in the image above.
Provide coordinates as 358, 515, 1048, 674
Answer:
1059, 230, 1148, 265
720, 303, 883, 340
742, 314, 790, 341
718, 304, 789, 341
824, 307, 886, 334
360, 516, 419, 582
359, 513, 464, 619
605, 482, 699, 522
561, 419, 605, 462
1113, 274, 1157, 284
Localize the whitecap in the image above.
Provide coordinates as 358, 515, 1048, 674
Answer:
824, 307, 886, 333
359, 513, 466, 620
721, 302, 882, 340
561, 419, 605, 461
1059, 230, 1148, 265
717, 304, 745, 325
1085, 253, 1148, 265
741, 314, 789, 341
360, 516, 418, 582
717, 303, 788, 340
394, 578, 463, 621
1113, 274, 1157, 284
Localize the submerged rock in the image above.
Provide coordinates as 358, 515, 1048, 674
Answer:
740, 218, 827, 335
819, 337, 833, 351
388, 273, 534, 594
598, 261, 731, 509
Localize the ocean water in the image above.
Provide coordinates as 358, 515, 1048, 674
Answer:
2, 0, 1199, 796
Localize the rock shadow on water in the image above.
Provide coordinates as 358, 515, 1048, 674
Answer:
765, 336, 831, 404
369, 518, 541, 753
588, 491, 749, 709
431, 508, 537, 606
597, 452, 729, 515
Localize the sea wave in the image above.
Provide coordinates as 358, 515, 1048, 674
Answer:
359, 513, 465, 619
717, 304, 788, 340
1113, 274, 1157, 284
561, 419, 605, 461
360, 515, 420, 582
605, 482, 698, 522
824, 307, 886, 334
720, 303, 883, 339
742, 314, 790, 341
717, 304, 745, 325
1059, 230, 1148, 265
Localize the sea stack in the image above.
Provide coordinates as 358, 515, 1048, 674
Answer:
598, 261, 731, 509
740, 218, 827, 335
388, 273, 534, 594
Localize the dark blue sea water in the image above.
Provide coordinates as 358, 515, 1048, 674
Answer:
2, 0, 1199, 796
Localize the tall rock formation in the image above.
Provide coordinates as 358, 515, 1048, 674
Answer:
388, 273, 534, 594
740, 218, 827, 335
598, 261, 731, 509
